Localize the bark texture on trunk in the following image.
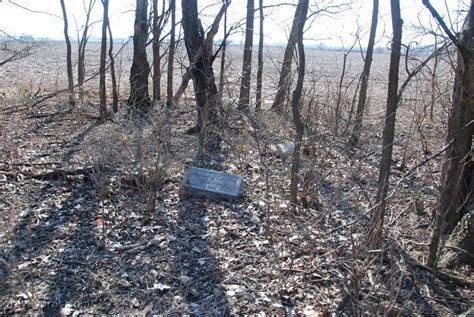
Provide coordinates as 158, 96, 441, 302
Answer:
107, 20, 118, 113
166, 0, 176, 108
427, 2, 474, 267
181, 0, 228, 134
349, 0, 379, 147
289, 0, 309, 206
128, 0, 152, 114
99, 0, 109, 119
368, 0, 403, 248
238, 0, 255, 111
270, 2, 304, 111
255, 0, 264, 111
60, 0, 75, 106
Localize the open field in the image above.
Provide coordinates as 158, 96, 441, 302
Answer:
0, 42, 471, 315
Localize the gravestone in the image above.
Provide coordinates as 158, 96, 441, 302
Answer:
182, 167, 243, 200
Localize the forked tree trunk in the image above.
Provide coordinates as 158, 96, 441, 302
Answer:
289, 0, 309, 205
77, 0, 95, 102
349, 0, 379, 147
367, 0, 403, 248
334, 42, 356, 136
426, 0, 474, 267
166, 0, 176, 108
128, 0, 152, 114
181, 0, 229, 136
99, 0, 108, 119
107, 20, 118, 112
238, 0, 255, 111
270, 2, 304, 112
59, 0, 75, 106
255, 0, 264, 112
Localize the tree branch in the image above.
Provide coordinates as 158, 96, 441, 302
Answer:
421, 0, 466, 56
9, 1, 62, 19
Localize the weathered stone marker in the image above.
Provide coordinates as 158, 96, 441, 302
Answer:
182, 167, 243, 199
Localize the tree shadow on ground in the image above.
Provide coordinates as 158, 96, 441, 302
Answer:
1, 117, 105, 314
40, 183, 103, 315
170, 137, 231, 315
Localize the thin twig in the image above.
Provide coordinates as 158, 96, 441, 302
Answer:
329, 139, 452, 234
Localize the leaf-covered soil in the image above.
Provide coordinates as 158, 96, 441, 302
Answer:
1, 97, 472, 315
1, 41, 472, 315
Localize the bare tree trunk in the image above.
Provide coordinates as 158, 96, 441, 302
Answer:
255, 0, 264, 112
174, 43, 224, 104
238, 0, 255, 111
270, 2, 303, 112
77, 0, 96, 102
429, 34, 439, 121
152, 0, 161, 102
219, 3, 228, 96
289, 0, 309, 206
99, 0, 109, 119
181, 0, 229, 136
334, 40, 356, 136
349, 0, 379, 147
367, 0, 403, 248
107, 19, 118, 113
60, 0, 75, 106
152, 0, 166, 102
128, 0, 152, 114
425, 0, 474, 267
166, 0, 176, 108
174, 68, 192, 103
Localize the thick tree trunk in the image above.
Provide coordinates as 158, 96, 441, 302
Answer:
368, 0, 403, 248
427, 2, 474, 267
270, 2, 303, 112
238, 0, 255, 111
99, 0, 109, 119
181, 0, 228, 136
349, 0, 379, 147
255, 0, 264, 112
438, 210, 474, 268
166, 0, 176, 108
128, 0, 152, 114
107, 20, 118, 113
289, 0, 309, 206
59, 0, 75, 106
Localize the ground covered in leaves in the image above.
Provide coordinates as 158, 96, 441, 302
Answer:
1, 95, 472, 315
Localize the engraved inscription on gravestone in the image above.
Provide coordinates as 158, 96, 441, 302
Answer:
182, 167, 242, 199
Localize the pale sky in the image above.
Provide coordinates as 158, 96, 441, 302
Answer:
0, 0, 468, 47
